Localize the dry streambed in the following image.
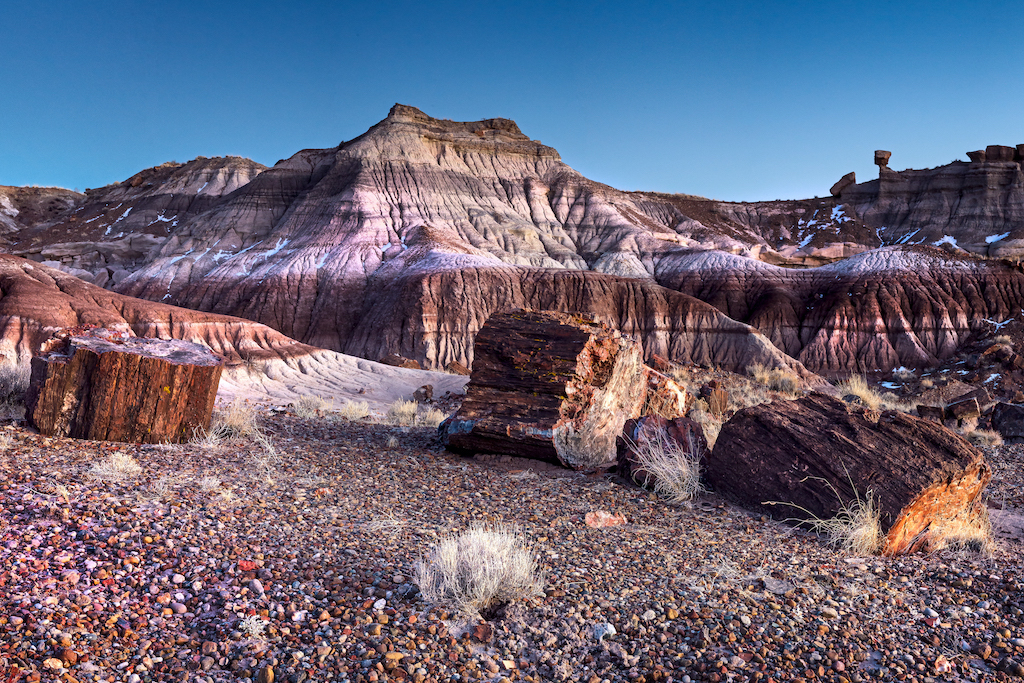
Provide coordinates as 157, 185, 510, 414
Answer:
1, 416, 1023, 683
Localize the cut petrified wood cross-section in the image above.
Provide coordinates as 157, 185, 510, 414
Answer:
708, 393, 991, 555
25, 328, 223, 444
442, 309, 648, 471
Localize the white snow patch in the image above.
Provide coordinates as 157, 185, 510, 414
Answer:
986, 232, 1011, 244
831, 205, 851, 223
879, 381, 900, 389
933, 235, 959, 248
983, 317, 1013, 330
797, 234, 813, 249
113, 207, 132, 223
262, 238, 290, 260
197, 181, 210, 194
897, 229, 921, 244
985, 373, 1001, 384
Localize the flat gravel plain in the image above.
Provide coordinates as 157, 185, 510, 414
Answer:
1, 415, 1023, 683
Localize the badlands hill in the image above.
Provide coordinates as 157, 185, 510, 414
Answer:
5, 105, 1024, 375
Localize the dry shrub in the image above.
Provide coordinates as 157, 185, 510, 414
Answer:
771, 481, 883, 555
994, 334, 1013, 346
89, 452, 143, 481
627, 428, 706, 503
0, 360, 30, 421
415, 524, 544, 617
835, 376, 883, 411
212, 399, 262, 438
294, 394, 329, 419
387, 399, 447, 427
334, 399, 371, 422
747, 363, 800, 396
967, 429, 1003, 447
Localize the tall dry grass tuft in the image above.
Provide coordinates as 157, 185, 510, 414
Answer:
89, 452, 144, 482
626, 428, 706, 503
294, 394, 330, 419
387, 399, 447, 427
415, 524, 544, 617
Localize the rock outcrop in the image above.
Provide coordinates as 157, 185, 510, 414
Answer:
709, 394, 992, 554
9, 157, 265, 286
657, 246, 1024, 374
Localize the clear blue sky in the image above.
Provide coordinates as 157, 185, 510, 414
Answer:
2, 1, 1022, 202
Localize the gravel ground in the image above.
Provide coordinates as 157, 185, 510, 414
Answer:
1, 415, 1023, 683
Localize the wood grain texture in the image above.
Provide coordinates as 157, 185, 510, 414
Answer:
26, 329, 223, 444
708, 393, 991, 554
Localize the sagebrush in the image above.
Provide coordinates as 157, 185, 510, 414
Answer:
415, 524, 544, 617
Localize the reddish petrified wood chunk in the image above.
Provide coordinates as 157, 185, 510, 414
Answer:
442, 309, 648, 471
25, 328, 223, 444
708, 393, 991, 555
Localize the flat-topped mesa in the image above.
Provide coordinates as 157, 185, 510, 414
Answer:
25, 328, 224, 443
378, 103, 559, 159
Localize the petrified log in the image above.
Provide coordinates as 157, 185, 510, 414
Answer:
992, 402, 1024, 440
441, 310, 647, 471
641, 367, 691, 419
708, 393, 991, 555
25, 328, 223, 443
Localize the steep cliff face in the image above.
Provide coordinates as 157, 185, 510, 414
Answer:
839, 155, 1024, 256
656, 245, 1024, 374
9, 156, 266, 286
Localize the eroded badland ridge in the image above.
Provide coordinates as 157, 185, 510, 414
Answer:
4, 105, 1024, 378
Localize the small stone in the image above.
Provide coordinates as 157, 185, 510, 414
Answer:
373, 598, 386, 610
821, 607, 839, 620
642, 609, 657, 621
43, 658, 64, 670
201, 657, 215, 671
256, 665, 275, 683
170, 602, 187, 614
250, 578, 265, 596
201, 641, 218, 656
171, 573, 186, 584
924, 608, 939, 618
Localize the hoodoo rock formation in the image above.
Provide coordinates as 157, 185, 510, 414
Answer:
5, 106, 1024, 376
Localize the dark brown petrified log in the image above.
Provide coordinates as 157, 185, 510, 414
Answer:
708, 393, 991, 555
25, 328, 223, 444
441, 309, 648, 471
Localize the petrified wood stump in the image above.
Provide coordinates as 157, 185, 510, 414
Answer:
442, 310, 647, 471
25, 328, 223, 444
708, 393, 991, 555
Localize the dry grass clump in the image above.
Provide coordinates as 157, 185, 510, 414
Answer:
89, 452, 143, 481
211, 399, 262, 438
747, 363, 801, 396
415, 524, 544, 617
294, 394, 330, 419
387, 399, 447, 427
334, 399, 371, 422
994, 334, 1013, 346
835, 375, 882, 409
810, 494, 884, 555
626, 428, 706, 503
967, 429, 1003, 447
0, 360, 30, 421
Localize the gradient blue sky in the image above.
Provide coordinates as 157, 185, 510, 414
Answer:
2, 1, 1022, 201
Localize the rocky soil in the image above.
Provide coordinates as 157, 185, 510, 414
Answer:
2, 412, 1023, 683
